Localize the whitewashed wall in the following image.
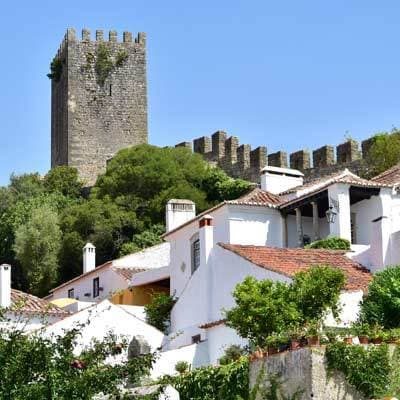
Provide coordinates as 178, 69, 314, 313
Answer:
50, 268, 128, 302
1, 312, 64, 333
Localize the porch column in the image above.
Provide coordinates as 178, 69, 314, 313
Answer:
327, 183, 351, 242
311, 201, 319, 241
295, 207, 303, 247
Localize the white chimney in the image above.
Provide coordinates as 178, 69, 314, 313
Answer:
166, 199, 196, 232
83, 243, 96, 274
199, 215, 214, 269
0, 264, 11, 308
260, 166, 304, 194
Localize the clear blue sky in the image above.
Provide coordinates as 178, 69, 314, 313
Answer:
1, 1, 399, 185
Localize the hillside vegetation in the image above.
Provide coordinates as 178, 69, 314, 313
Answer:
0, 144, 251, 296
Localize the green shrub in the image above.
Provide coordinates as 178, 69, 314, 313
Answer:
360, 266, 400, 328
175, 361, 190, 374
144, 293, 176, 332
164, 357, 249, 400
305, 237, 350, 250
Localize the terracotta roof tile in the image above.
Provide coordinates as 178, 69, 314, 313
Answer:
112, 267, 145, 282
372, 164, 400, 186
219, 243, 372, 292
226, 187, 282, 207
199, 319, 226, 329
279, 169, 391, 198
10, 289, 68, 315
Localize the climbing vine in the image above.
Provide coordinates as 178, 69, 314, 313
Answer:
326, 342, 391, 398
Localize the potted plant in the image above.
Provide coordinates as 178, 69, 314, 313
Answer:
323, 328, 339, 344
370, 324, 385, 344
288, 325, 304, 350
305, 322, 321, 347
352, 322, 370, 344
265, 334, 289, 356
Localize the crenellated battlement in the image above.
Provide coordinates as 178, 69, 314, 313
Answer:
54, 28, 145, 61
176, 133, 375, 182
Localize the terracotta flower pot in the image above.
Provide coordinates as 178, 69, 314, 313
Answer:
343, 337, 353, 345
372, 337, 383, 345
358, 336, 369, 344
290, 339, 301, 351
307, 336, 320, 347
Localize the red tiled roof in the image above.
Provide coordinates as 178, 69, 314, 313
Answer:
226, 187, 282, 207
162, 188, 282, 238
279, 169, 391, 198
372, 164, 400, 186
11, 289, 68, 315
112, 267, 145, 282
219, 243, 372, 292
199, 319, 226, 329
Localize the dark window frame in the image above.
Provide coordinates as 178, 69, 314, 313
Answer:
191, 238, 200, 274
68, 288, 74, 299
93, 277, 100, 298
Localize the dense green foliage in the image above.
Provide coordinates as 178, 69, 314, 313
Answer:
225, 277, 300, 347
291, 265, 345, 323
326, 342, 391, 398
13, 205, 61, 296
226, 266, 346, 347
360, 266, 400, 328
164, 357, 249, 400
144, 293, 176, 332
305, 236, 350, 250
0, 145, 250, 295
0, 316, 155, 399
362, 130, 400, 178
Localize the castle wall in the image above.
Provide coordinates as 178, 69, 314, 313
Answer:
177, 133, 371, 183
51, 28, 148, 185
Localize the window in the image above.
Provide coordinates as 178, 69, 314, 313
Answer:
93, 277, 100, 298
192, 334, 201, 344
191, 239, 200, 274
68, 288, 74, 299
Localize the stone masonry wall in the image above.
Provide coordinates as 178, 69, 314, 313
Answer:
51, 28, 148, 185
176, 134, 373, 183
249, 347, 365, 400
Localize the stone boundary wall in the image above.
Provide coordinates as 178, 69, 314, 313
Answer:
176, 132, 375, 182
249, 347, 365, 400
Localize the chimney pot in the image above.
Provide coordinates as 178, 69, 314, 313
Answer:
0, 264, 11, 308
83, 243, 96, 274
166, 199, 196, 232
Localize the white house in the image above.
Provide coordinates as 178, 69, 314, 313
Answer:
47, 242, 170, 308
130, 165, 400, 365
0, 264, 68, 332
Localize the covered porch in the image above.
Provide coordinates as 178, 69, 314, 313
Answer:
281, 183, 384, 248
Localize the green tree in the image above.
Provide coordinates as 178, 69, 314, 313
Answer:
225, 277, 300, 347
13, 205, 62, 296
44, 166, 83, 198
360, 266, 400, 328
119, 224, 165, 256
9, 173, 44, 201
60, 198, 140, 266
291, 265, 346, 324
200, 168, 252, 203
363, 130, 400, 178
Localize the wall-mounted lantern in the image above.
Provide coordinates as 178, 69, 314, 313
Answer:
326, 206, 337, 224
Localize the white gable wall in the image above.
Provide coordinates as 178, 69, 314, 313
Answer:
50, 268, 128, 302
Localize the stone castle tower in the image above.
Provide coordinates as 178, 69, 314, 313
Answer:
50, 28, 148, 184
